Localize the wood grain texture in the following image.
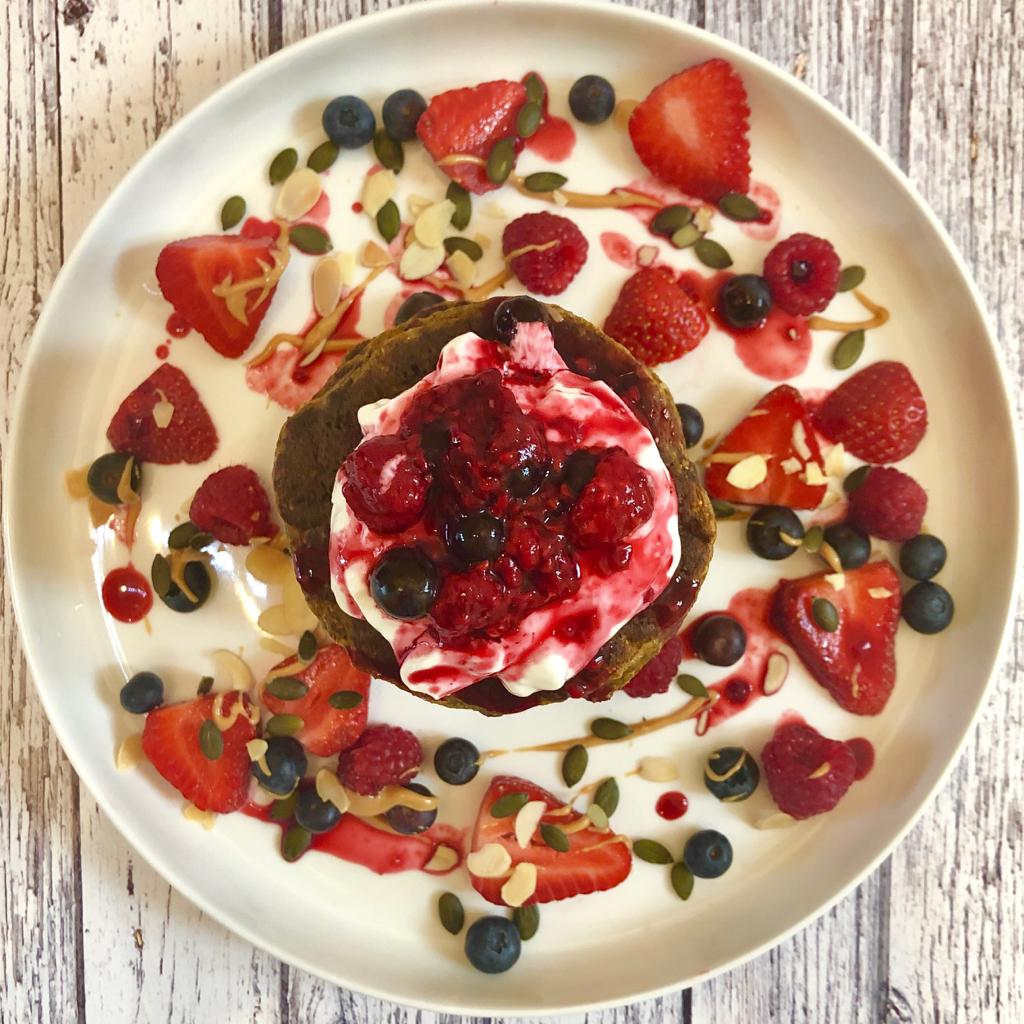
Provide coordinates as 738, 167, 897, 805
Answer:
1, 1, 1021, 1022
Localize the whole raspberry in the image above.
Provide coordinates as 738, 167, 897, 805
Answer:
506, 520, 581, 603
431, 564, 509, 637
847, 466, 927, 541
569, 448, 653, 548
623, 636, 684, 698
342, 434, 430, 534
763, 233, 841, 316
336, 724, 423, 796
502, 212, 588, 295
761, 721, 858, 819
189, 464, 276, 544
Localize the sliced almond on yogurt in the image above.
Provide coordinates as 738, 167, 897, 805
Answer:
424, 845, 459, 873
466, 842, 513, 879
406, 193, 435, 218
316, 768, 351, 814
726, 454, 768, 490
211, 649, 254, 692
245, 545, 292, 585
275, 167, 323, 222
804, 462, 828, 486
514, 800, 547, 849
637, 756, 679, 783
361, 169, 396, 218
399, 241, 445, 280
413, 199, 456, 248
115, 733, 144, 771
360, 240, 394, 268
500, 862, 538, 908
792, 420, 812, 460
762, 652, 789, 695
182, 802, 216, 830
824, 443, 846, 477
446, 249, 476, 290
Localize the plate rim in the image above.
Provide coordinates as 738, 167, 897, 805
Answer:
5, 0, 1022, 1014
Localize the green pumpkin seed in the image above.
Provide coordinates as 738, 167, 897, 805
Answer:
812, 597, 839, 632
694, 237, 733, 269
513, 903, 540, 941
524, 72, 546, 106
269, 791, 298, 821
651, 205, 694, 237
523, 171, 569, 193
490, 791, 530, 818
594, 777, 619, 818
196, 675, 214, 696
803, 525, 825, 554
281, 824, 312, 862
220, 195, 246, 231
328, 690, 363, 710
168, 521, 199, 550
590, 717, 633, 741
586, 804, 609, 829
832, 329, 865, 370
561, 743, 588, 787
151, 553, 172, 598
633, 838, 673, 864
539, 823, 570, 853
517, 101, 542, 139
718, 191, 763, 222
266, 713, 304, 737
307, 140, 339, 173
289, 223, 332, 255
190, 531, 215, 550
676, 674, 709, 698
373, 129, 404, 172
298, 630, 318, 663
671, 861, 695, 900
375, 200, 401, 243
671, 223, 702, 249
443, 236, 484, 261
438, 891, 465, 935
711, 498, 737, 519
198, 720, 223, 761
447, 181, 471, 230
486, 137, 516, 185
266, 676, 309, 701
269, 147, 298, 185
837, 264, 866, 292
844, 465, 872, 493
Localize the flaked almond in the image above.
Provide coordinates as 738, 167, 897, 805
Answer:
807, 762, 831, 780
514, 800, 547, 849
820, 490, 842, 508
804, 462, 828, 486
413, 199, 456, 248
780, 457, 802, 475
726, 454, 768, 490
115, 734, 144, 771
245, 545, 292, 585
824, 443, 846, 476
637, 756, 679, 783
361, 169, 396, 217
359, 240, 393, 268
153, 399, 174, 429
501, 862, 538, 908
260, 637, 295, 656
406, 193, 434, 218
482, 202, 507, 219
258, 604, 291, 636
424, 845, 459, 873
762, 652, 789, 695
868, 587, 893, 599
747, 409, 770, 418
246, 738, 269, 762
212, 649, 254, 692
316, 768, 351, 814
706, 450, 762, 464
792, 420, 811, 460
824, 572, 846, 591
313, 253, 344, 317
820, 541, 843, 573
275, 167, 323, 222
399, 241, 445, 280
283, 575, 319, 634
182, 802, 216, 830
446, 249, 476, 290
694, 205, 714, 233
551, 189, 569, 206
851, 664, 862, 699
466, 842, 512, 878
636, 244, 658, 267
755, 811, 798, 830
472, 233, 491, 251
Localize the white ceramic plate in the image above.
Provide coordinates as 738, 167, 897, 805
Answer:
6, 0, 1021, 1014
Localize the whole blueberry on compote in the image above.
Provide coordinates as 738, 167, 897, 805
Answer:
507, 460, 548, 497
568, 74, 616, 124
382, 88, 427, 141
322, 95, 375, 148
899, 534, 947, 581
384, 782, 438, 835
369, 547, 439, 619
683, 829, 733, 879
718, 274, 772, 330
434, 737, 481, 785
693, 614, 746, 666
449, 512, 506, 564
465, 916, 521, 974
492, 295, 549, 344
675, 403, 704, 448
704, 747, 760, 802
823, 522, 870, 569
746, 505, 804, 560
560, 449, 598, 496
294, 786, 342, 834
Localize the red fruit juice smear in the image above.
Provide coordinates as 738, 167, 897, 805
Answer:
241, 217, 281, 241
165, 312, 191, 338
847, 737, 875, 780
737, 181, 782, 242
155, 344, 170, 359
521, 71, 576, 163
656, 791, 689, 820
351, 201, 363, 214
600, 231, 637, 269
102, 566, 152, 623
302, 191, 331, 229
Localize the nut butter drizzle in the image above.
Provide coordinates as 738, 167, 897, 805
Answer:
212, 224, 292, 325
508, 174, 662, 210
807, 289, 890, 332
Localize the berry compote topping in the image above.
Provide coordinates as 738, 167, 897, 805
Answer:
330, 321, 681, 699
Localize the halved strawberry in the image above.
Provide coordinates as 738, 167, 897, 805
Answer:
704, 385, 827, 509
772, 561, 901, 715
628, 58, 751, 203
106, 363, 218, 464
155, 234, 282, 358
141, 692, 258, 812
416, 80, 527, 194
470, 775, 632, 906
260, 645, 370, 757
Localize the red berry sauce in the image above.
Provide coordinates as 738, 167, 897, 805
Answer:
600, 231, 637, 270
102, 565, 153, 623
847, 737, 876, 780
165, 312, 191, 338
656, 791, 689, 820
520, 71, 576, 163
155, 343, 170, 359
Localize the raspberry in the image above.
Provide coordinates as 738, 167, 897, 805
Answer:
189, 465, 276, 545
847, 466, 927, 541
342, 434, 430, 534
623, 636, 684, 698
761, 721, 858, 819
569, 448, 653, 548
502, 212, 589, 296
335, 724, 423, 796
431, 564, 509, 637
763, 233, 841, 316
506, 520, 581, 603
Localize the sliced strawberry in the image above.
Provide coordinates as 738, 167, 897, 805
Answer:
416, 80, 527, 194
772, 561, 901, 715
155, 234, 282, 358
141, 692, 258, 812
628, 58, 751, 203
106, 363, 218, 464
260, 645, 370, 757
470, 775, 632, 906
705, 385, 827, 509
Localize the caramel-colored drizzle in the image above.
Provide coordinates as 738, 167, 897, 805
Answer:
344, 785, 438, 818
509, 174, 661, 211
212, 226, 292, 325
808, 289, 890, 332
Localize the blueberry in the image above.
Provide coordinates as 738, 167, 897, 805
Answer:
434, 737, 481, 785
704, 747, 760, 802
899, 534, 947, 581
568, 75, 616, 125
369, 547, 439, 619
382, 88, 427, 141
507, 460, 548, 498
718, 274, 772, 330
322, 95, 376, 149
492, 295, 549, 344
294, 786, 342, 834
746, 506, 804, 560
119, 671, 164, 714
395, 291, 444, 326
464, 916, 522, 974
693, 614, 746, 666
384, 782, 438, 835
88, 451, 142, 505
902, 581, 954, 634
683, 829, 733, 879
157, 560, 213, 613
823, 523, 870, 569
561, 449, 598, 495
449, 512, 505, 563
675, 403, 704, 448
252, 736, 307, 796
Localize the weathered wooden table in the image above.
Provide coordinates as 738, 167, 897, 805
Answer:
3, 1, 1021, 1021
